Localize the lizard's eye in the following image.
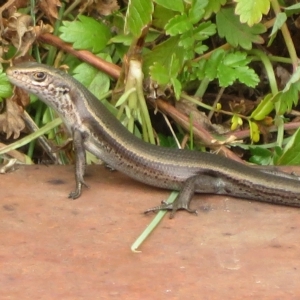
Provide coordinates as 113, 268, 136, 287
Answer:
33, 72, 46, 81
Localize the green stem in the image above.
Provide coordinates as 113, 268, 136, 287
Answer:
249, 49, 278, 95
270, 0, 298, 72
194, 77, 210, 97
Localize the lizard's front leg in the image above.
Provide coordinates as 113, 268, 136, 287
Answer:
68, 129, 88, 199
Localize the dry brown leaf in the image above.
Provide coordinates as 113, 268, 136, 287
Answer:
80, 0, 119, 15
275, 65, 291, 89
38, 0, 61, 24
5, 13, 36, 58
94, 0, 120, 15
0, 90, 27, 139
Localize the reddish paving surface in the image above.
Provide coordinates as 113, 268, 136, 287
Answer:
1, 164, 300, 299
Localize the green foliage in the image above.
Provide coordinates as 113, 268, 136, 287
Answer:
216, 8, 266, 50
124, 0, 153, 37
284, 3, 300, 15
72, 55, 111, 99
153, 0, 184, 12
272, 67, 300, 114
251, 94, 274, 121
6, 0, 300, 166
143, 36, 184, 73
269, 12, 287, 43
234, 0, 270, 26
275, 128, 300, 165
203, 0, 227, 19
59, 15, 111, 52
0, 72, 13, 101
149, 54, 182, 99
193, 49, 259, 87
249, 147, 273, 165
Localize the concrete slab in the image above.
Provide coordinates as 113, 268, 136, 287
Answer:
1, 164, 300, 299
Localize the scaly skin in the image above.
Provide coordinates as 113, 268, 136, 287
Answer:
6, 62, 300, 217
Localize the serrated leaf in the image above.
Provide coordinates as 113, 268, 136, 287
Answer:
235, 66, 259, 87
249, 147, 272, 165
223, 51, 250, 67
165, 14, 193, 36
276, 128, 300, 165
179, 22, 216, 49
198, 49, 259, 87
143, 36, 184, 74
269, 12, 287, 39
282, 66, 300, 91
204, 0, 227, 19
193, 21, 217, 41
216, 8, 266, 50
277, 82, 300, 114
73, 55, 111, 99
188, 0, 208, 24
125, 0, 153, 37
149, 62, 169, 85
169, 55, 180, 78
192, 59, 207, 80
149, 54, 180, 85
59, 15, 111, 52
234, 0, 270, 26
274, 68, 300, 114
171, 77, 182, 100
194, 44, 208, 55
251, 93, 274, 120
205, 48, 225, 80
0, 73, 13, 100
154, 0, 184, 12
218, 64, 236, 86
152, 5, 178, 29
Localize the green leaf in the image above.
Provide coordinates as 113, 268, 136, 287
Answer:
0, 72, 13, 100
216, 7, 266, 50
149, 62, 169, 85
234, 0, 270, 26
269, 12, 287, 38
59, 15, 111, 52
285, 3, 300, 16
179, 22, 216, 53
203, 49, 259, 87
275, 128, 300, 165
234, 66, 260, 87
143, 36, 184, 74
276, 82, 300, 114
72, 55, 111, 99
125, 0, 153, 37
188, 0, 208, 24
251, 93, 274, 120
153, 5, 178, 29
165, 14, 193, 36
205, 48, 225, 80
171, 77, 182, 100
249, 147, 273, 165
149, 53, 181, 99
273, 67, 300, 114
222, 51, 250, 67
153, 0, 184, 12
218, 64, 236, 86
204, 0, 227, 19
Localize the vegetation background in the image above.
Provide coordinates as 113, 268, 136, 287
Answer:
1, 0, 300, 167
